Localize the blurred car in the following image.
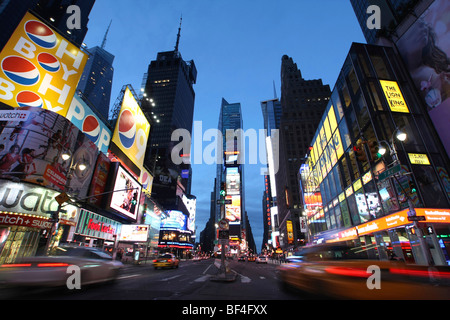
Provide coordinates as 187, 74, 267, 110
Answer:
0, 246, 123, 288
256, 256, 267, 264
238, 256, 246, 262
247, 255, 256, 262
278, 242, 450, 300
153, 253, 179, 269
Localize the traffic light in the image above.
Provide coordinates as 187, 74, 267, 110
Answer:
220, 182, 226, 197
368, 140, 381, 162
409, 180, 417, 194
353, 139, 367, 162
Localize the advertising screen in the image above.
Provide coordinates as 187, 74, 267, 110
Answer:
226, 167, 240, 195
111, 87, 150, 175
118, 225, 149, 242
396, 0, 450, 156
87, 153, 111, 207
160, 210, 187, 231
225, 195, 241, 223
0, 107, 97, 199
0, 12, 88, 116
109, 166, 141, 221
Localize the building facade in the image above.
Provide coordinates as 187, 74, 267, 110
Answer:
276, 55, 331, 249
300, 43, 450, 265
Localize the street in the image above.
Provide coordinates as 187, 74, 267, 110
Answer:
0, 258, 300, 301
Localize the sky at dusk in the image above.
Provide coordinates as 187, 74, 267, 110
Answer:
82, 0, 367, 251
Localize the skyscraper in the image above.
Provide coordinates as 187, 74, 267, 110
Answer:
261, 98, 282, 250
350, 0, 420, 44
0, 0, 95, 50
276, 55, 331, 248
77, 21, 114, 121
215, 98, 247, 252
141, 18, 197, 210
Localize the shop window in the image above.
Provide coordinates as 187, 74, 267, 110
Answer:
369, 52, 393, 80
340, 156, 352, 188
347, 193, 361, 226
334, 204, 344, 229
364, 179, 383, 218
412, 165, 449, 208
377, 178, 401, 214
432, 154, 450, 201
332, 92, 344, 123
339, 119, 352, 151
347, 148, 360, 180
339, 198, 353, 227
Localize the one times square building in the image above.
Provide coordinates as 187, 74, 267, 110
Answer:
300, 43, 450, 266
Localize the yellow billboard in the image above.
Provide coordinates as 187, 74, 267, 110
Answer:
0, 12, 88, 117
380, 80, 410, 113
111, 87, 151, 173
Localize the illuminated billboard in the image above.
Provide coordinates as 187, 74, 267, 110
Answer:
65, 94, 111, 154
0, 12, 88, 116
0, 107, 97, 199
109, 165, 142, 221
139, 167, 153, 196
160, 210, 187, 231
380, 80, 410, 113
226, 167, 240, 195
118, 225, 149, 242
111, 86, 150, 175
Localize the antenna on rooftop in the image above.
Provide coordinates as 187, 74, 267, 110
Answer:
101, 20, 112, 49
175, 15, 182, 52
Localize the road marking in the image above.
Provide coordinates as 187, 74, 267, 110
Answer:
117, 274, 142, 280
194, 275, 210, 282
159, 275, 182, 282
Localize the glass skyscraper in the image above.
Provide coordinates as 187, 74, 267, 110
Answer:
141, 28, 197, 210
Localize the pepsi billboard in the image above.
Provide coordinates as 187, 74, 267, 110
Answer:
65, 94, 111, 154
0, 12, 88, 116
110, 86, 150, 176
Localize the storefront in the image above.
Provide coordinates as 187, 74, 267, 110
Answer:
73, 208, 122, 251
0, 180, 68, 263
321, 208, 450, 265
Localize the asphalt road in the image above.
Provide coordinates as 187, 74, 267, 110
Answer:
0, 258, 300, 301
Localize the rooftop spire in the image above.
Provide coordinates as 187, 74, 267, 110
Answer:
175, 15, 182, 52
101, 20, 112, 49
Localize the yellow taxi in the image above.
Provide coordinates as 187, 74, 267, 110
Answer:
153, 253, 179, 269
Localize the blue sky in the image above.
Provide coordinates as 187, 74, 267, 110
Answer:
82, 0, 367, 251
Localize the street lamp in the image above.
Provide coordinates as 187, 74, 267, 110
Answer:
378, 127, 407, 166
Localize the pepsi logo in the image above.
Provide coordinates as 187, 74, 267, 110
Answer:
37, 53, 60, 73
2, 56, 40, 86
24, 20, 57, 49
82, 115, 101, 143
142, 171, 149, 189
118, 109, 136, 149
16, 91, 43, 108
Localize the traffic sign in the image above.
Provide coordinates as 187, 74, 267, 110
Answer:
378, 164, 401, 182
218, 219, 229, 231
407, 216, 426, 222
217, 199, 232, 205
218, 230, 229, 239
55, 192, 69, 205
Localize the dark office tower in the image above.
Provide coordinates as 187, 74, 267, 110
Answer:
350, 0, 419, 44
216, 98, 247, 252
33, 0, 95, 46
77, 22, 114, 121
142, 19, 197, 209
276, 55, 331, 249
0, 0, 95, 50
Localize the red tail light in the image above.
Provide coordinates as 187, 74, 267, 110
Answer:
153, 260, 157, 263
37, 263, 70, 268
390, 268, 450, 279
1, 264, 32, 268
325, 267, 370, 278
168, 259, 172, 263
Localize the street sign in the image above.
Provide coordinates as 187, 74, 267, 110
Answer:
217, 199, 232, 205
378, 164, 401, 182
55, 192, 69, 205
407, 216, 426, 222
218, 219, 229, 230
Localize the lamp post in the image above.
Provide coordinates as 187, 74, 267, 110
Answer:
378, 128, 432, 265
45, 151, 86, 255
